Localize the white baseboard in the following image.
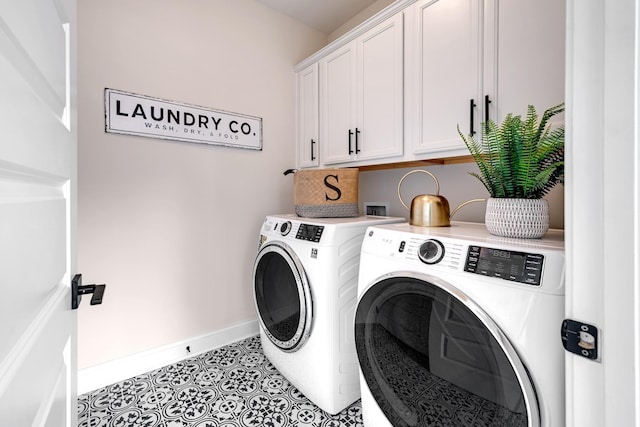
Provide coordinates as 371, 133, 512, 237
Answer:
77, 318, 259, 395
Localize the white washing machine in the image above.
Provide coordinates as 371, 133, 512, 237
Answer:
253, 214, 405, 414
354, 222, 565, 426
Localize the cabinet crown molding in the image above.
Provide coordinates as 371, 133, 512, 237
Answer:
294, 0, 417, 72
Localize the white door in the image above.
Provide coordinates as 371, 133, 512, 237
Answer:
486, 0, 565, 123
355, 13, 404, 162
0, 0, 78, 425
296, 63, 319, 168
407, 0, 481, 155
321, 42, 357, 164
566, 0, 640, 426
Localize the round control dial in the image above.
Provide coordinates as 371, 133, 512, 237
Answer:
280, 221, 292, 236
418, 239, 445, 264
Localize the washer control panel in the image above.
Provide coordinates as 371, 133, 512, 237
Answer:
263, 217, 325, 243
296, 223, 324, 242
464, 245, 544, 286
394, 236, 465, 271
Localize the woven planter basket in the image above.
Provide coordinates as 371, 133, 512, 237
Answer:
485, 198, 549, 239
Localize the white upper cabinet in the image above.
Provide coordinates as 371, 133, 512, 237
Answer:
406, 0, 481, 155
485, 0, 565, 123
320, 13, 404, 165
296, 63, 319, 168
293, 0, 564, 168
320, 42, 356, 164
407, 0, 565, 157
356, 13, 404, 162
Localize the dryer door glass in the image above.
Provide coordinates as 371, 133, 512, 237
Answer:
253, 243, 312, 351
354, 276, 538, 427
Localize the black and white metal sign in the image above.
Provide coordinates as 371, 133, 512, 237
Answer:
104, 88, 262, 150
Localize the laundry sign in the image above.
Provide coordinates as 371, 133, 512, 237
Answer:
104, 88, 262, 150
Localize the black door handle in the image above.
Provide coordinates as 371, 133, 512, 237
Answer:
355, 128, 361, 153
469, 99, 477, 135
348, 129, 354, 154
310, 139, 316, 161
485, 94, 492, 123
71, 274, 106, 309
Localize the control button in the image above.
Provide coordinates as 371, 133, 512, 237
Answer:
280, 221, 292, 236
399, 241, 406, 253
418, 239, 445, 264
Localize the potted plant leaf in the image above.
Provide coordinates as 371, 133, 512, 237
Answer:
457, 103, 564, 238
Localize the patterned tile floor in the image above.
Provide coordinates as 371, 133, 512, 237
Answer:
78, 335, 363, 427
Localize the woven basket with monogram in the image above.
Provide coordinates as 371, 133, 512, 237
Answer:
287, 168, 359, 218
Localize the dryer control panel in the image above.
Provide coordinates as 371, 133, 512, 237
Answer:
464, 245, 544, 286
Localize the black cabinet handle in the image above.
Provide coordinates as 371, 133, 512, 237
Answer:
348, 129, 354, 154
355, 128, 361, 153
485, 95, 492, 123
310, 139, 316, 161
469, 99, 477, 135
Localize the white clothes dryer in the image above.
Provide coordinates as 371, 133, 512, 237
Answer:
354, 222, 565, 426
253, 214, 405, 414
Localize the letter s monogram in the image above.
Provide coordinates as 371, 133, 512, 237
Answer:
324, 174, 342, 201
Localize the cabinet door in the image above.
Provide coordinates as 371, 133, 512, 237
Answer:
296, 63, 319, 168
320, 43, 357, 164
408, 0, 481, 155
484, 0, 565, 123
356, 13, 404, 161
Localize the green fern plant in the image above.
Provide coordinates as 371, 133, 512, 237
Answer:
457, 103, 564, 199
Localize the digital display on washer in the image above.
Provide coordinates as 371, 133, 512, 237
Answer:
296, 224, 324, 242
464, 245, 544, 285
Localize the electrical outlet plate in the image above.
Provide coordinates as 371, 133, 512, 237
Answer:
364, 202, 390, 216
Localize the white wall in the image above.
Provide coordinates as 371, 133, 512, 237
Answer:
359, 163, 565, 229
76, 0, 565, 374
77, 0, 327, 369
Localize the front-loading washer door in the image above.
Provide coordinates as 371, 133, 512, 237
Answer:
253, 241, 313, 352
355, 272, 540, 427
